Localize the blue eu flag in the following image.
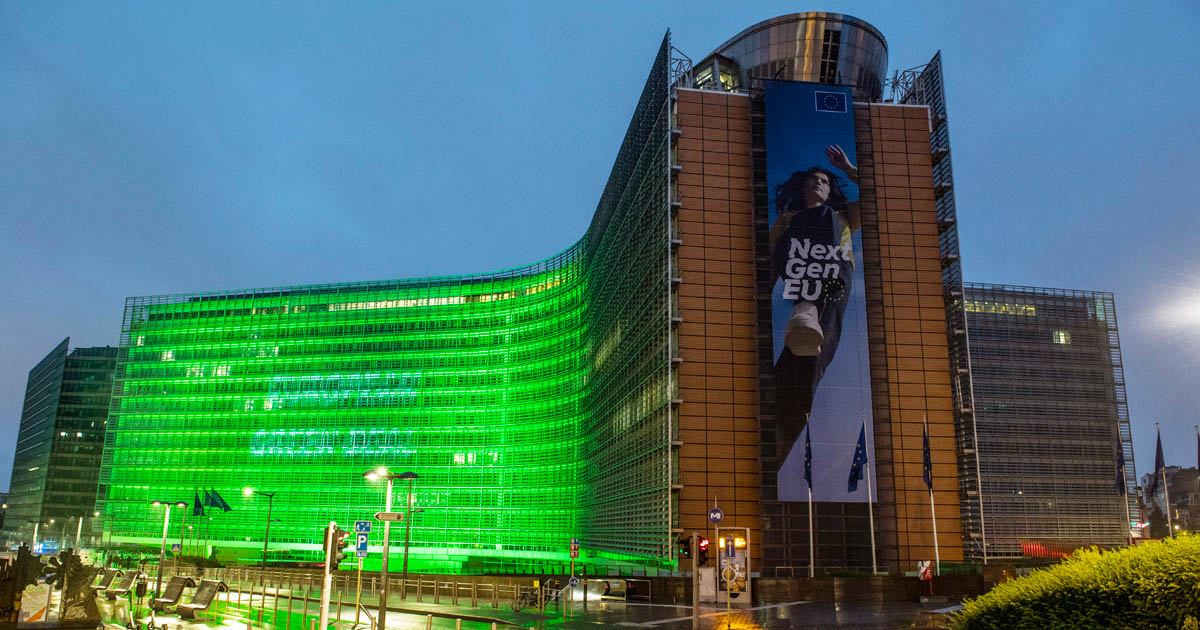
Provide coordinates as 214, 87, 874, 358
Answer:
803, 428, 813, 490
847, 423, 868, 493
814, 90, 847, 113
193, 489, 205, 517
922, 423, 933, 491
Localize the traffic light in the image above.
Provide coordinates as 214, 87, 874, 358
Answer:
677, 533, 692, 558
324, 523, 352, 570
697, 537, 709, 565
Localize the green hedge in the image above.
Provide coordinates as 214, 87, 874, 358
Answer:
952, 533, 1200, 630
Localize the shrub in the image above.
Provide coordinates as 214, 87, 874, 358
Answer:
951, 533, 1200, 630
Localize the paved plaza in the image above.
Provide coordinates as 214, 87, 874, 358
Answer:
88, 587, 955, 630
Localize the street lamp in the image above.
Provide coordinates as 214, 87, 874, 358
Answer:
243, 488, 278, 582
363, 468, 417, 629
150, 500, 188, 597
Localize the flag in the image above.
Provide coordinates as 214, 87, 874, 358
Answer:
1115, 448, 1127, 495
814, 90, 848, 113
922, 423, 933, 491
803, 427, 813, 490
847, 423, 868, 493
204, 489, 219, 508
193, 489, 205, 516
211, 489, 232, 512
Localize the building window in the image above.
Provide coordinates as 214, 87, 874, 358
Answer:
820, 29, 841, 84
1052, 331, 1071, 344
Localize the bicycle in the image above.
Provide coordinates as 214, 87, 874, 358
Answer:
511, 586, 538, 612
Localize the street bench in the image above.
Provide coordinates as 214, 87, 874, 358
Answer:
177, 579, 227, 619
91, 568, 122, 593
151, 576, 196, 612
105, 571, 143, 600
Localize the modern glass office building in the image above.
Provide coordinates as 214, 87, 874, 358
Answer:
99, 40, 675, 574
962, 283, 1135, 558
100, 14, 976, 575
6, 339, 115, 550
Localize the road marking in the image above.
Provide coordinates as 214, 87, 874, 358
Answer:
615, 601, 810, 627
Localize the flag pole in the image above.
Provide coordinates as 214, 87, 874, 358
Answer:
1120, 451, 1132, 546
805, 427, 814, 578
1158, 423, 1173, 534
925, 415, 940, 576
866, 457, 877, 576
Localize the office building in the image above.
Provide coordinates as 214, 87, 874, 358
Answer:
962, 284, 1135, 558
6, 338, 115, 550
99, 12, 975, 575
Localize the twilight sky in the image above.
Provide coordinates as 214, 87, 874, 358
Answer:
2, 1, 1198, 490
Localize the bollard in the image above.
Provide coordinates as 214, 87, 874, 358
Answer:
425, 614, 433, 629
286, 578, 294, 630
455, 619, 462, 630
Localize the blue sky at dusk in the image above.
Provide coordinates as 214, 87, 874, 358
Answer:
2, 1, 1199, 490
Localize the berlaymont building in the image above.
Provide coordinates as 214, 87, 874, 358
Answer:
97, 12, 1134, 577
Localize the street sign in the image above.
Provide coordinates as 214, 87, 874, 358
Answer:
355, 533, 369, 556
568, 577, 579, 587
724, 538, 735, 558
918, 561, 933, 581
355, 520, 372, 533
708, 508, 724, 524
569, 537, 579, 558
171, 543, 182, 553
374, 511, 405, 522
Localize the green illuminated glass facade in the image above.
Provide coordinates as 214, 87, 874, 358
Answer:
99, 36, 677, 573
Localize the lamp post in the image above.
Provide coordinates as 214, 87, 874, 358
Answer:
363, 469, 417, 629
243, 488, 278, 583
150, 500, 188, 597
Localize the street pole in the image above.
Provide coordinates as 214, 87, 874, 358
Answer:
319, 522, 334, 630
156, 507, 172, 597
260, 493, 275, 583
178, 507, 187, 562
378, 475, 394, 629
691, 534, 699, 629
74, 516, 83, 550
401, 476, 415, 595
32, 522, 39, 550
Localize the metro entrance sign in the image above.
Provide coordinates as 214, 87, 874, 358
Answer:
374, 511, 405, 522
708, 508, 724, 524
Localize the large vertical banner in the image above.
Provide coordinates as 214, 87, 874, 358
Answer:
763, 81, 875, 502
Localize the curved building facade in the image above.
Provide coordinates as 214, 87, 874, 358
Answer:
100, 39, 675, 573
707, 12, 887, 100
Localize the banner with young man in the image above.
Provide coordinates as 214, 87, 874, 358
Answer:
763, 80, 875, 502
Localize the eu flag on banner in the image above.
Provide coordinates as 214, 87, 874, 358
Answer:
803, 428, 813, 490
1115, 448, 1127, 495
847, 423, 868, 493
193, 489, 205, 517
922, 424, 933, 491
814, 90, 848, 113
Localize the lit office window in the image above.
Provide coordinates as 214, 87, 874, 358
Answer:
1052, 331, 1071, 344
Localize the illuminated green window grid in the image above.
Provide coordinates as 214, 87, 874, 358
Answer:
99, 38, 677, 574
